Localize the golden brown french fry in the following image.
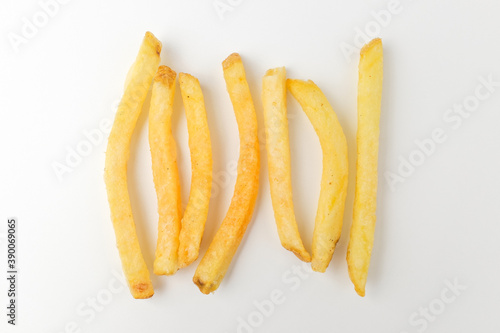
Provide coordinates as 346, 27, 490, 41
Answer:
287, 79, 348, 273
104, 32, 161, 299
193, 53, 260, 294
149, 66, 182, 276
177, 73, 213, 269
262, 67, 311, 262
347, 38, 383, 297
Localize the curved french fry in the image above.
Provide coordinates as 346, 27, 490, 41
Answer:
262, 67, 311, 262
150, 66, 182, 276
193, 53, 260, 294
104, 32, 161, 299
347, 38, 383, 297
287, 79, 348, 273
177, 73, 213, 269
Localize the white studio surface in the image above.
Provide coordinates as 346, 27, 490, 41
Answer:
1, 0, 499, 332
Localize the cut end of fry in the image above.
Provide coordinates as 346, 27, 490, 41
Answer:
179, 72, 197, 82
144, 31, 162, 56
222, 52, 241, 70
177, 251, 196, 270
130, 281, 155, 299
347, 252, 368, 297
311, 257, 331, 273
360, 38, 382, 56
193, 276, 216, 295
153, 262, 178, 276
289, 247, 312, 263
155, 66, 176, 85
264, 66, 285, 77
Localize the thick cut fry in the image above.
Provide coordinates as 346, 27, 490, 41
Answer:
193, 53, 259, 294
287, 79, 348, 273
149, 66, 182, 276
262, 67, 311, 262
104, 32, 161, 299
347, 38, 383, 297
177, 73, 213, 268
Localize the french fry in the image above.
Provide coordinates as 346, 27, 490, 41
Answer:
177, 73, 213, 268
347, 38, 383, 297
149, 66, 182, 276
104, 32, 161, 299
193, 53, 260, 294
262, 67, 311, 262
287, 79, 348, 273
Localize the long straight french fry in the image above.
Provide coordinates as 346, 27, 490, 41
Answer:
287, 79, 348, 273
104, 32, 161, 299
149, 66, 182, 276
262, 67, 311, 262
193, 53, 259, 294
177, 73, 213, 269
347, 38, 383, 297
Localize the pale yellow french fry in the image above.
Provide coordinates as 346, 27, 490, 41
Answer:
287, 79, 348, 273
347, 38, 383, 297
104, 32, 161, 299
193, 53, 260, 294
262, 67, 311, 262
150, 66, 182, 276
177, 73, 213, 269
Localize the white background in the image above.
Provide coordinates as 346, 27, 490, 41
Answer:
1, 0, 499, 332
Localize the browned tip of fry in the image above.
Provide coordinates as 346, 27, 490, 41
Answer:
131, 283, 154, 299
155, 66, 176, 85
222, 52, 242, 70
193, 276, 213, 295
144, 31, 162, 56
361, 38, 382, 55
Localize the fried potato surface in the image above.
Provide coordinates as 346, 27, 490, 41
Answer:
104, 31, 161, 299
262, 67, 311, 262
287, 79, 348, 273
177, 73, 213, 269
347, 38, 383, 297
193, 53, 259, 294
149, 66, 182, 276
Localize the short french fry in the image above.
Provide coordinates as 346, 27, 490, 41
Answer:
262, 67, 311, 262
193, 53, 260, 294
177, 73, 213, 269
149, 66, 182, 276
347, 38, 383, 297
287, 79, 348, 273
104, 32, 161, 299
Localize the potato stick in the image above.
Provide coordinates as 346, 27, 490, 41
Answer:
149, 66, 182, 276
193, 53, 260, 294
104, 32, 161, 299
262, 67, 311, 262
347, 38, 383, 297
287, 79, 348, 273
177, 73, 213, 268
